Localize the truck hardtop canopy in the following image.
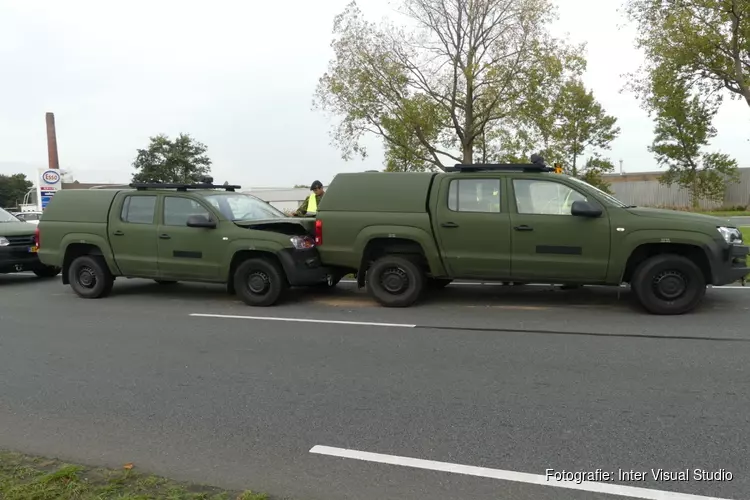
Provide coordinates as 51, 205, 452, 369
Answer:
321, 155, 564, 213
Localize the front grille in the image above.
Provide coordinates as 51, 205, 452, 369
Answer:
4, 235, 35, 246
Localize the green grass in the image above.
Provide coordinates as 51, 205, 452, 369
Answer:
741, 227, 750, 280
0, 450, 268, 500
697, 210, 750, 217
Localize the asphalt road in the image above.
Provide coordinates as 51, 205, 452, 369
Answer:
1, 274, 749, 500
729, 216, 750, 226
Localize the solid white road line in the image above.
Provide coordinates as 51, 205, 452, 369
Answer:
339, 280, 750, 289
189, 313, 415, 328
309, 445, 735, 500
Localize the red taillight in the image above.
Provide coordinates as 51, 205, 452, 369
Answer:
34, 227, 40, 248
315, 219, 323, 246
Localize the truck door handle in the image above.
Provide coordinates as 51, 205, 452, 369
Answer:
514, 225, 533, 231
159, 234, 171, 239
441, 222, 459, 228
112, 230, 124, 236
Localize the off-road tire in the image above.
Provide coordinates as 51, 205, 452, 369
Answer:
154, 280, 178, 285
33, 265, 61, 278
427, 278, 452, 289
68, 255, 114, 299
631, 253, 706, 315
234, 258, 288, 307
366, 255, 425, 307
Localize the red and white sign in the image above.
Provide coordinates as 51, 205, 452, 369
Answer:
37, 168, 62, 211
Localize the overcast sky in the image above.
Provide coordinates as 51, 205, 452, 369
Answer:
1, 0, 748, 188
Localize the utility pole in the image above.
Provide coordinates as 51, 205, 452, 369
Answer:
619, 159, 623, 175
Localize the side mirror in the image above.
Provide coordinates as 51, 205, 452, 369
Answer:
186, 214, 216, 228
571, 200, 602, 218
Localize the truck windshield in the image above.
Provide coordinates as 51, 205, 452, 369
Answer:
567, 176, 629, 208
204, 193, 286, 221
0, 207, 20, 223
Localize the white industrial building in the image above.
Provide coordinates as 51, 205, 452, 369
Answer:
244, 186, 327, 213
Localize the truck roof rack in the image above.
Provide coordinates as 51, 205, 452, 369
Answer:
129, 176, 241, 192
444, 154, 554, 173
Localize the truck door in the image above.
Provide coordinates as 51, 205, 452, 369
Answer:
433, 176, 511, 278
156, 195, 223, 280
508, 177, 611, 281
109, 193, 159, 277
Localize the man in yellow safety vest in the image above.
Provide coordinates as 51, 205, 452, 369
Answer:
294, 180, 325, 217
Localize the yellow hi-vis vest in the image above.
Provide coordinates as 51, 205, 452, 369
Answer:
306, 193, 317, 215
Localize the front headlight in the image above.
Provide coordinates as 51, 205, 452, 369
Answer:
717, 226, 743, 245
0, 237, 9, 247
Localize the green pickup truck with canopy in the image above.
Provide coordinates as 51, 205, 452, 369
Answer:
313, 159, 748, 315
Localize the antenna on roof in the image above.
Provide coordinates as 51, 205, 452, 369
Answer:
530, 153, 546, 166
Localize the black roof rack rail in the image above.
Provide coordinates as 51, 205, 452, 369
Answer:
444, 154, 554, 173
129, 176, 241, 192
444, 163, 554, 173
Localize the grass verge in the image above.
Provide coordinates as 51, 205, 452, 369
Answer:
0, 450, 268, 500
696, 210, 750, 217
741, 228, 750, 280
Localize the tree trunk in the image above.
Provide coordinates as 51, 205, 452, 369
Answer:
481, 129, 487, 163
463, 62, 474, 165
741, 87, 750, 109
690, 175, 700, 210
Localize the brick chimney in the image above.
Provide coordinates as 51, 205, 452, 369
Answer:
46, 112, 60, 169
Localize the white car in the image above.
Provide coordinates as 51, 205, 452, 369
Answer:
13, 212, 42, 225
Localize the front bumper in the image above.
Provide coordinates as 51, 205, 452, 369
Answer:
277, 248, 330, 286
712, 244, 749, 285
0, 245, 42, 273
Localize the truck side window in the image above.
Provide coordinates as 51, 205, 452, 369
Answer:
512, 179, 587, 215
164, 196, 211, 226
120, 195, 157, 224
448, 179, 500, 213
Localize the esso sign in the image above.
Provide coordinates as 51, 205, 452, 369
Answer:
42, 170, 61, 184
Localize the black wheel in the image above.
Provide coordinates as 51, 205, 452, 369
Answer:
33, 266, 61, 278
427, 278, 452, 289
366, 255, 425, 307
631, 254, 706, 315
154, 280, 178, 285
68, 255, 114, 299
234, 258, 288, 306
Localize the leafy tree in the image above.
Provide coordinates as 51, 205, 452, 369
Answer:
623, 0, 750, 110
131, 133, 212, 184
314, 0, 578, 170
496, 75, 620, 191
553, 79, 620, 177
579, 156, 617, 194
647, 74, 739, 208
382, 97, 442, 172
0, 173, 33, 208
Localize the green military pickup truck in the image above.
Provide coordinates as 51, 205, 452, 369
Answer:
0, 206, 60, 278
37, 180, 329, 306
313, 161, 748, 314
